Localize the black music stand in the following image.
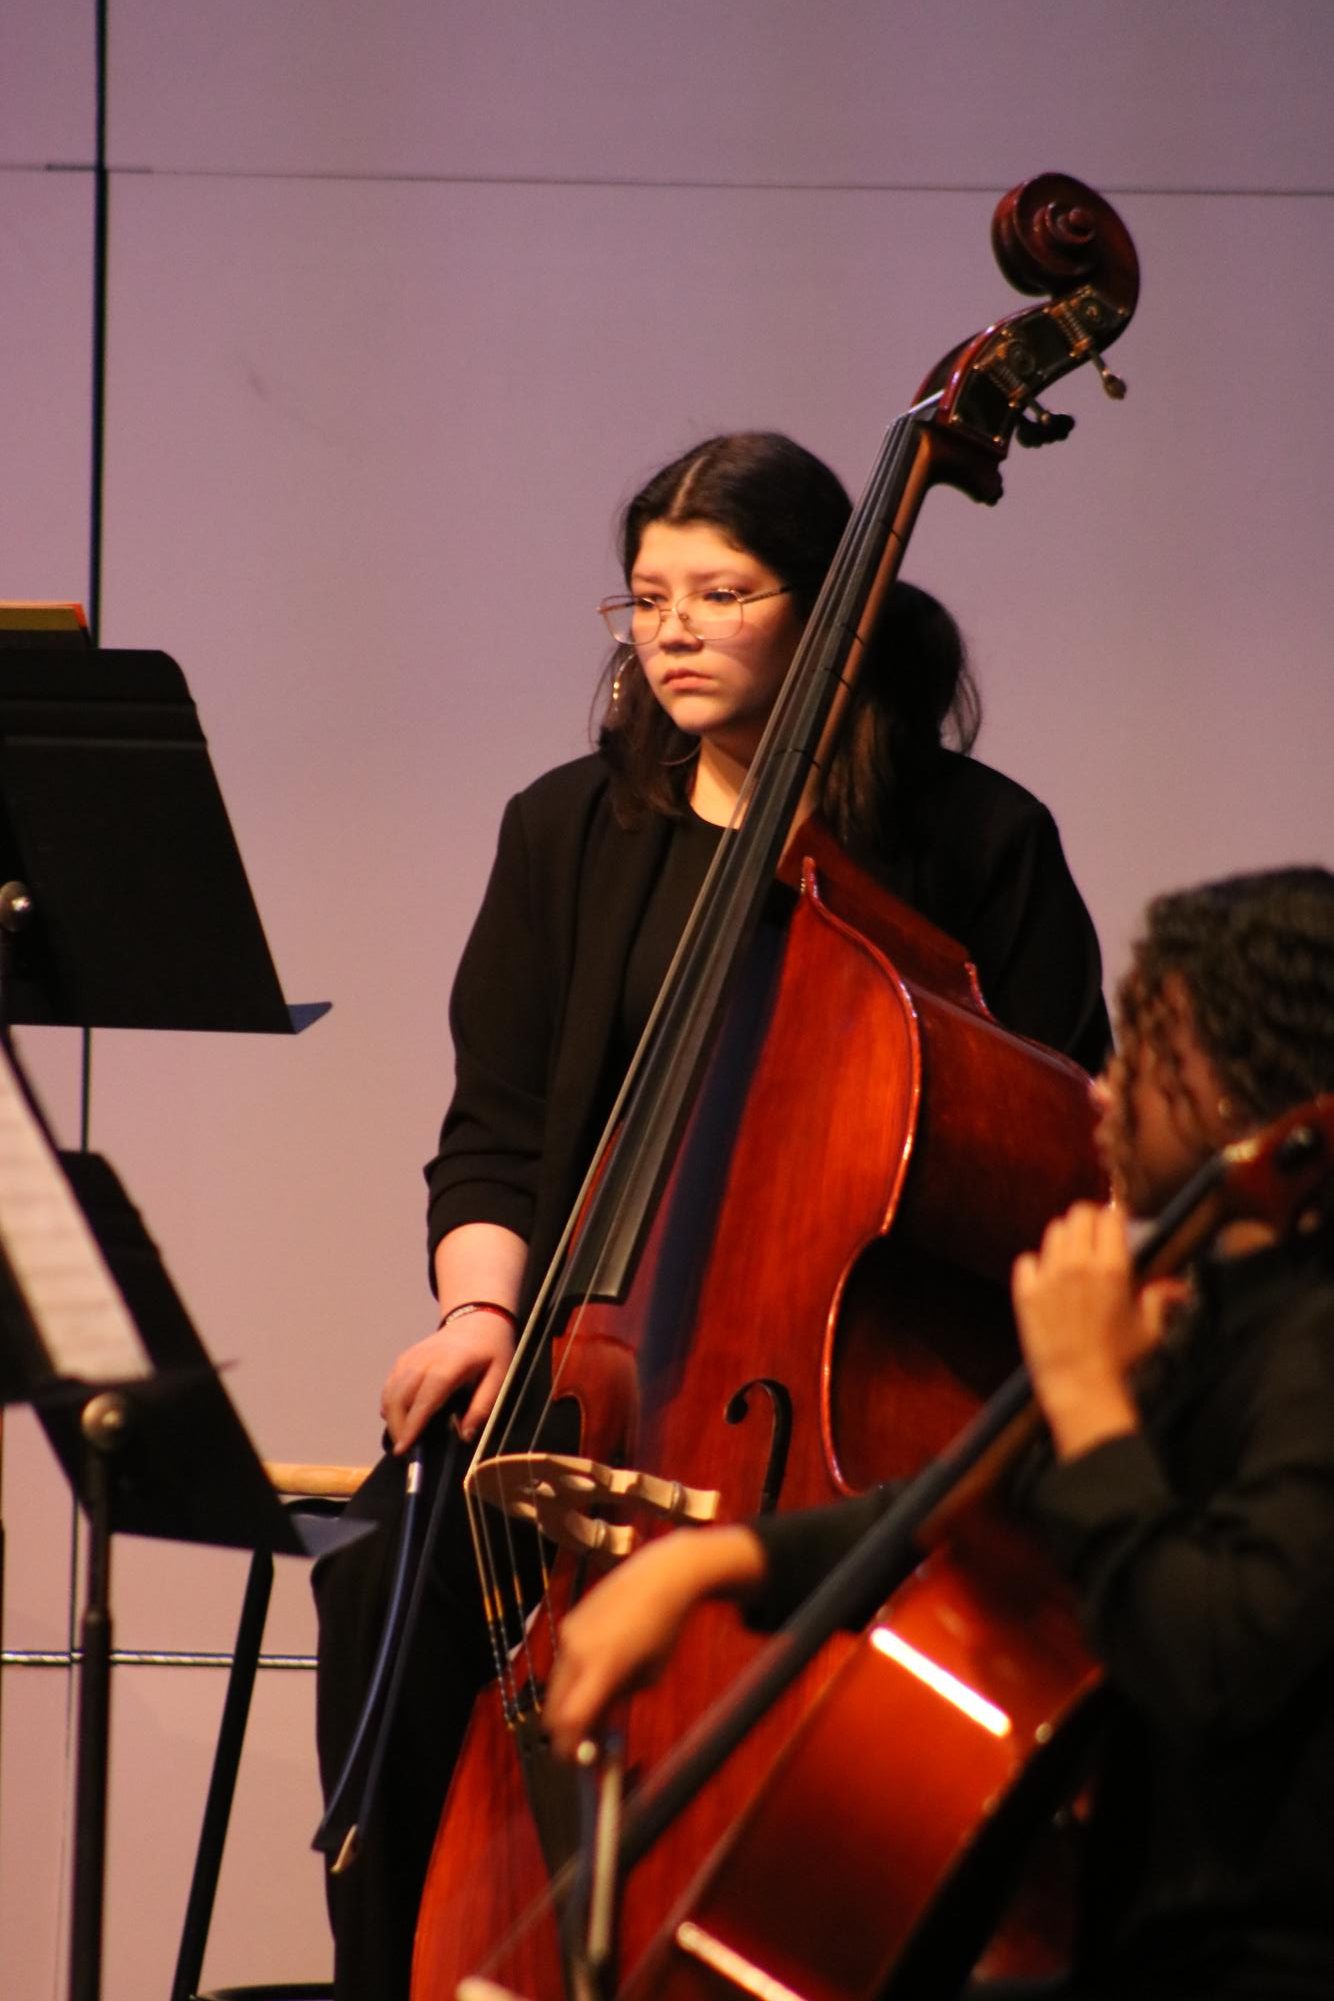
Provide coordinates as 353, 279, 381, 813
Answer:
0, 1049, 365, 2001
0, 633, 338, 1999
0, 643, 326, 1033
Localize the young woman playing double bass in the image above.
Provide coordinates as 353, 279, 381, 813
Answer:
547, 865, 1334, 2001
314, 430, 1109, 2000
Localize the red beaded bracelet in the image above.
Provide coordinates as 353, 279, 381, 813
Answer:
438, 1299, 519, 1332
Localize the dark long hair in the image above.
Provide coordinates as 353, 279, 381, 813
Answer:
595, 432, 980, 853
1118, 867, 1334, 1126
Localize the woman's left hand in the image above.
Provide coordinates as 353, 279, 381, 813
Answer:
1011, 1202, 1179, 1461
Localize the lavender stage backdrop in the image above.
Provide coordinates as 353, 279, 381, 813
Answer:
2, 3, 1332, 1994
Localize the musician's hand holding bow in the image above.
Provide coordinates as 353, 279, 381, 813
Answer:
380, 1310, 516, 1452
545, 1524, 769, 1760
381, 1222, 526, 1451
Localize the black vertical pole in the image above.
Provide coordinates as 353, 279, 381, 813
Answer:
87, 0, 109, 647
81, 0, 110, 1153
69, 1392, 127, 2001
169, 1550, 275, 2001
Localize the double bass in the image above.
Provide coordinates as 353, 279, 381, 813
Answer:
411, 172, 1140, 2001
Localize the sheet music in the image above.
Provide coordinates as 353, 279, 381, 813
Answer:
0, 1051, 150, 1382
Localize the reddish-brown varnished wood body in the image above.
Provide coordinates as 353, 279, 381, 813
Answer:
614, 1102, 1334, 2001
412, 169, 1141, 2001
411, 825, 1104, 2001
623, 1524, 1099, 2001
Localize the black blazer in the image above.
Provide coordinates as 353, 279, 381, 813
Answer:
425, 750, 1109, 1311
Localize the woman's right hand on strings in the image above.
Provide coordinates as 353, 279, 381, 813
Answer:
380, 1308, 515, 1452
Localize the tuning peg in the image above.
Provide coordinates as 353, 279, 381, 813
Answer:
1092, 354, 1128, 400
1015, 401, 1077, 449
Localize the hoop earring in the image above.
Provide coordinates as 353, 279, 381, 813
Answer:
611, 647, 635, 707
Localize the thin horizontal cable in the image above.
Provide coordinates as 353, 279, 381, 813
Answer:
8, 165, 1332, 199
3, 1647, 316, 1670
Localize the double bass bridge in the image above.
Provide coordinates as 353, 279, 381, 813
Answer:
467, 1451, 721, 1559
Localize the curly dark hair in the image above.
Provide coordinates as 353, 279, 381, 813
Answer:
1117, 867, 1334, 1127
594, 432, 980, 852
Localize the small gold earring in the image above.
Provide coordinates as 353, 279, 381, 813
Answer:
611, 649, 633, 706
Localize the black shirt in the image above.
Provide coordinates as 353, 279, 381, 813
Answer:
1034, 1232, 1334, 1998
750, 1230, 1334, 2000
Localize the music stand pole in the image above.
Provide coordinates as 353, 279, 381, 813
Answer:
0, 878, 33, 1055
68, 1390, 128, 2001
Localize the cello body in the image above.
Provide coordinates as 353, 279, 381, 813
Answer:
621, 1519, 1101, 2001
412, 821, 1104, 2001
609, 1105, 1334, 2001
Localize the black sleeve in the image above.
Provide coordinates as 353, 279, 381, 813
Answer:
963, 801, 1111, 1075
1028, 1286, 1334, 1747
423, 792, 554, 1269
898, 757, 1111, 1074
743, 1486, 899, 1633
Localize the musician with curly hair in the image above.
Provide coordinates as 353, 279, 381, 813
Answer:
548, 865, 1334, 2001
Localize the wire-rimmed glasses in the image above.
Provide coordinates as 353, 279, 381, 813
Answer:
596, 585, 790, 647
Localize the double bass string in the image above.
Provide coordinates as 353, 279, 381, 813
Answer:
520, 406, 934, 1407
460, 405, 934, 1736
466, 406, 935, 1712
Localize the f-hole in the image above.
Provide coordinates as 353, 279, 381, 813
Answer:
724, 1376, 793, 1515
